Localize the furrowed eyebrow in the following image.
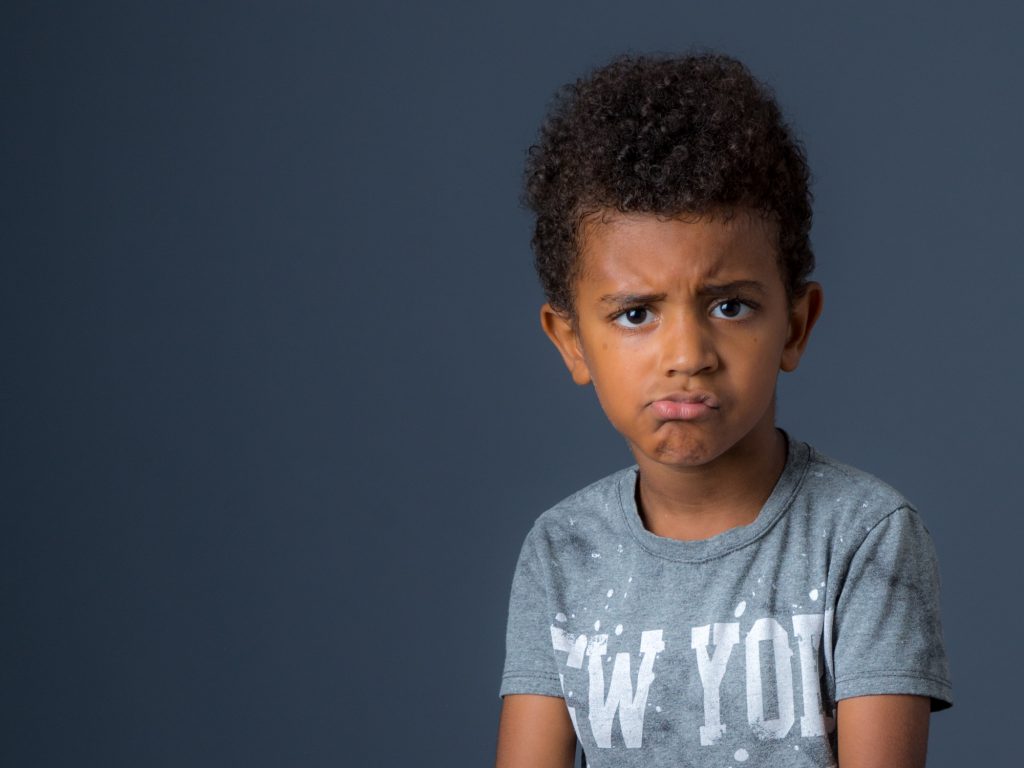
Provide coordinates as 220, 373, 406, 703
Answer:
598, 292, 667, 306
699, 280, 766, 296
598, 282, 765, 305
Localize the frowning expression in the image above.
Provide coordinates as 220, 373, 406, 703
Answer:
542, 210, 820, 471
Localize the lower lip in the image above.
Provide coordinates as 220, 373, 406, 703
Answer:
650, 400, 716, 420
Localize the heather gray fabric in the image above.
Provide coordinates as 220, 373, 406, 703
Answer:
500, 434, 952, 767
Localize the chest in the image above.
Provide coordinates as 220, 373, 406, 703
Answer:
547, 537, 841, 764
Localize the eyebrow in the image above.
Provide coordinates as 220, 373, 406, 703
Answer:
699, 280, 767, 296
598, 281, 767, 306
598, 292, 667, 306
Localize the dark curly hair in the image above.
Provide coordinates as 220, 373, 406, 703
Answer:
525, 53, 815, 315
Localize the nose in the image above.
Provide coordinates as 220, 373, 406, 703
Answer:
660, 312, 718, 378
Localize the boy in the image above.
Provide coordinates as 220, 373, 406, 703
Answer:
496, 54, 952, 768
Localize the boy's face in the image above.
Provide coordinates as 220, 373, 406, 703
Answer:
542, 210, 822, 472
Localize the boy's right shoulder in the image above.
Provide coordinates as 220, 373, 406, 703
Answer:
525, 465, 637, 543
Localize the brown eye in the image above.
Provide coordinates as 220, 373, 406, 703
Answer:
712, 300, 752, 320
614, 307, 654, 328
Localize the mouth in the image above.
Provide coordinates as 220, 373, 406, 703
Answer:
648, 392, 719, 421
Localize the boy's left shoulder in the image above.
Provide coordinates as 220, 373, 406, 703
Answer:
795, 442, 926, 535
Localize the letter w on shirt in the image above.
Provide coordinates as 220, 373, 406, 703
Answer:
586, 630, 665, 748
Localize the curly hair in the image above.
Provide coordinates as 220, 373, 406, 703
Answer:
524, 53, 815, 315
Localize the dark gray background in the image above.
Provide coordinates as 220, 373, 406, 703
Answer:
3, 1, 1020, 765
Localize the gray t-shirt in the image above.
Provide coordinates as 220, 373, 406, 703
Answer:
500, 436, 952, 767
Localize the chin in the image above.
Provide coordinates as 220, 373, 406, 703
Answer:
644, 434, 725, 468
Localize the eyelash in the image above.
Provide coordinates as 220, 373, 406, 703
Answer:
610, 306, 655, 328
710, 298, 757, 320
610, 298, 758, 328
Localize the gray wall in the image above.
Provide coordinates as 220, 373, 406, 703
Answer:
3, 1, 1020, 764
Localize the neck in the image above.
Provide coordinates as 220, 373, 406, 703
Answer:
634, 425, 787, 541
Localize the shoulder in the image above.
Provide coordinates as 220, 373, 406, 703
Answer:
520, 465, 636, 557
795, 443, 924, 536
536, 466, 635, 523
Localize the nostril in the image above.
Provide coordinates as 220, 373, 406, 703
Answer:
664, 341, 718, 377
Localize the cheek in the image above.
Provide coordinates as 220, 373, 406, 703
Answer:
586, 335, 658, 400
589, 367, 636, 418
742, 330, 786, 370
750, 352, 785, 399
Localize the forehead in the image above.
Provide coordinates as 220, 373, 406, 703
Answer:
576, 210, 782, 292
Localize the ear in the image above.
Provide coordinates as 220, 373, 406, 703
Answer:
540, 303, 592, 386
780, 282, 824, 373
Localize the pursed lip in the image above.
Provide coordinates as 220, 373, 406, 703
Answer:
647, 391, 720, 421
648, 391, 720, 408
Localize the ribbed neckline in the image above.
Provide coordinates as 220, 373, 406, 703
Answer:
616, 432, 811, 563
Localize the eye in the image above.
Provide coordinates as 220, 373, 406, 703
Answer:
613, 307, 656, 328
711, 299, 754, 320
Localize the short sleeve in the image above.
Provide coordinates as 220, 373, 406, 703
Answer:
832, 506, 953, 710
499, 525, 564, 698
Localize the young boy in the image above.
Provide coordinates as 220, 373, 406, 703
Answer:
496, 54, 952, 768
